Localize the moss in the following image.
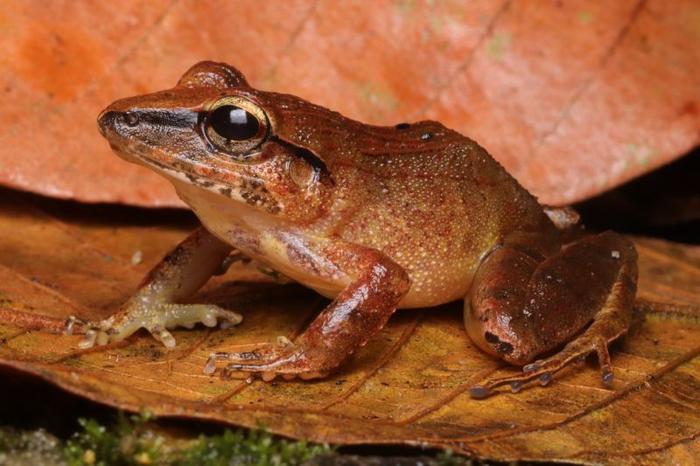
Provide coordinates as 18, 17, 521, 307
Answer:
61, 412, 332, 466
3, 412, 492, 465
436, 450, 475, 465
0, 427, 66, 465
63, 411, 165, 466
178, 429, 332, 466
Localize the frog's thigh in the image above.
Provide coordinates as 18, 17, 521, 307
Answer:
75, 227, 243, 348
466, 231, 637, 397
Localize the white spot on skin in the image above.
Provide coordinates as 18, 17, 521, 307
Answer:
131, 250, 143, 265
277, 335, 294, 347
496, 313, 516, 339
611, 250, 620, 259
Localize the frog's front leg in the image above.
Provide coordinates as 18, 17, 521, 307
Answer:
72, 227, 243, 349
466, 231, 638, 398
205, 242, 410, 380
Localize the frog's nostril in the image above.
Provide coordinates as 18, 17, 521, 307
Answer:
124, 112, 140, 127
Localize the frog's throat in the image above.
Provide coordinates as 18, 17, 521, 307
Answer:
156, 161, 281, 214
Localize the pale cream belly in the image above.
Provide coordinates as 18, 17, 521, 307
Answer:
172, 179, 475, 310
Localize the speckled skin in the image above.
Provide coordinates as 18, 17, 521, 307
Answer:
82, 62, 638, 395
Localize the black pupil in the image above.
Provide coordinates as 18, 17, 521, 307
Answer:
210, 105, 260, 140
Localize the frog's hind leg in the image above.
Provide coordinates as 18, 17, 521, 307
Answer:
466, 231, 637, 398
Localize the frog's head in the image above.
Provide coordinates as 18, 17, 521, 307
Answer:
98, 61, 339, 223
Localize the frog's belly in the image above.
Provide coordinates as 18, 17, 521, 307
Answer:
214, 222, 351, 299
398, 263, 475, 308
213, 220, 475, 309
172, 181, 351, 296
262, 251, 476, 309
173, 180, 476, 308
209, 215, 473, 307
255, 232, 352, 300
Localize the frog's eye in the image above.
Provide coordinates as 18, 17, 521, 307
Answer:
210, 105, 259, 140
203, 97, 268, 156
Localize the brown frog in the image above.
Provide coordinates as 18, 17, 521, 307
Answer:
77, 61, 637, 397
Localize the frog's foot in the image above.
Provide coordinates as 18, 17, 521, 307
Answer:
469, 333, 618, 399
73, 303, 242, 350
203, 338, 333, 381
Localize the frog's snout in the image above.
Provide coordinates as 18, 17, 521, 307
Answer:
97, 109, 141, 138
96, 108, 149, 164
97, 109, 114, 137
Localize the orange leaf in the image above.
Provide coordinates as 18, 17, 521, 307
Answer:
1, 1, 698, 206
0, 190, 698, 464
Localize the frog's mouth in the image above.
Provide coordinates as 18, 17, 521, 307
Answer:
98, 108, 281, 214
98, 117, 171, 171
104, 139, 144, 165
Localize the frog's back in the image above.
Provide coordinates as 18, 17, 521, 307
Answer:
329, 121, 552, 308
259, 94, 554, 307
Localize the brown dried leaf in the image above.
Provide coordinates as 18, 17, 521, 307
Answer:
1, 0, 698, 206
0, 193, 699, 464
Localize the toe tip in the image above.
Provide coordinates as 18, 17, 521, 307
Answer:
469, 386, 491, 399
602, 370, 614, 386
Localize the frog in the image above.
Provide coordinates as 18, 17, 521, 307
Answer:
76, 61, 638, 397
